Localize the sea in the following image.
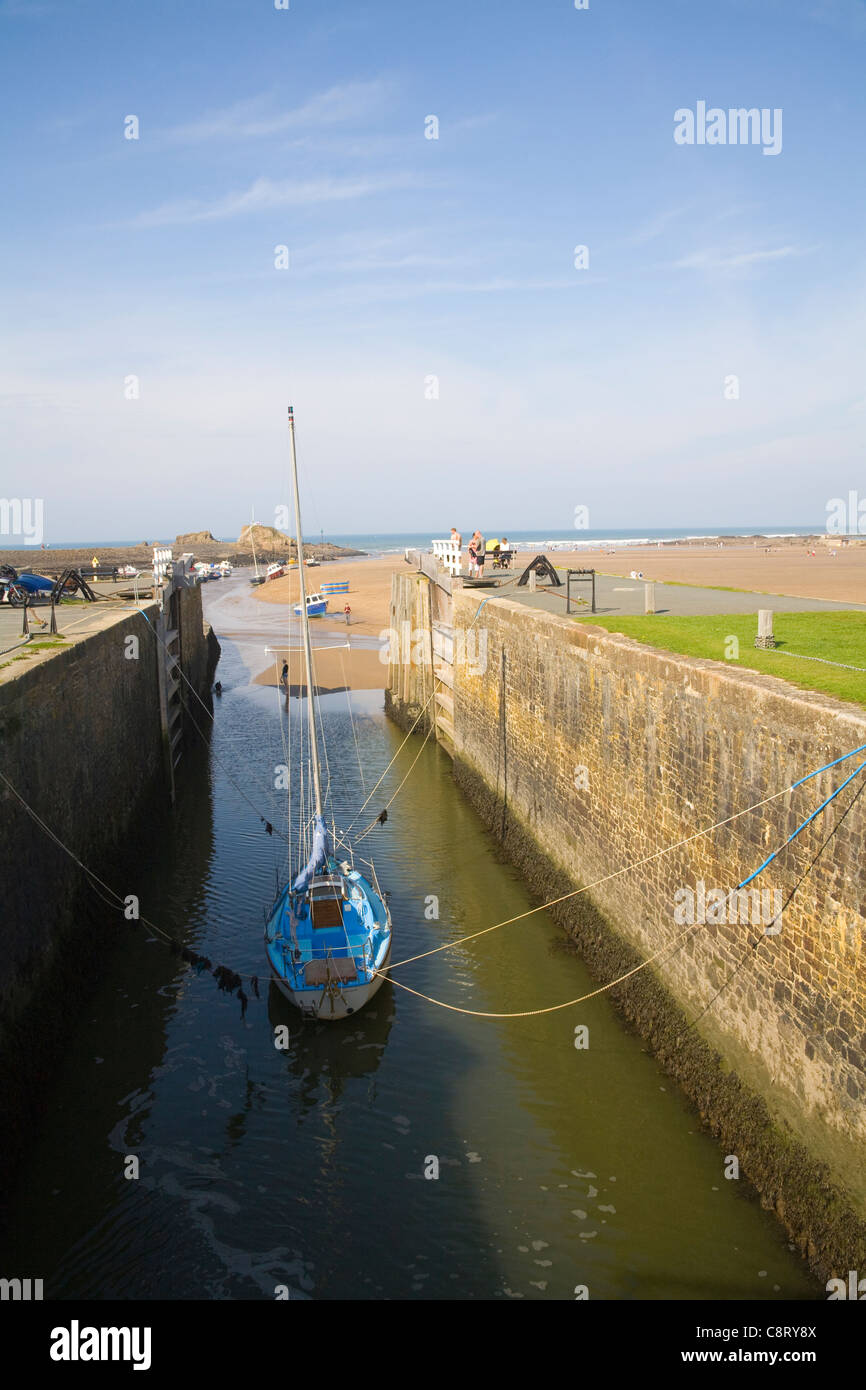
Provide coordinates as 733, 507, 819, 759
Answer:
2, 526, 823, 556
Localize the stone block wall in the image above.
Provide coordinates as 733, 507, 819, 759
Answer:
448, 591, 866, 1272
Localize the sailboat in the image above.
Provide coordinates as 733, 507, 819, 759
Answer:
249, 509, 265, 586
264, 406, 392, 1020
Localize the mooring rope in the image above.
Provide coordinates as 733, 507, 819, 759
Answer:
764, 648, 866, 675
683, 771, 866, 1032
2, 741, 864, 1021
343, 594, 493, 834
354, 722, 438, 844
385, 743, 866, 973
373, 754, 866, 1018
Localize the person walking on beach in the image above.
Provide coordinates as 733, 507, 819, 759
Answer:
344, 603, 351, 625
280, 660, 289, 687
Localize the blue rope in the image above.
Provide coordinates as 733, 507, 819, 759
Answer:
739, 753, 866, 888
789, 742, 866, 791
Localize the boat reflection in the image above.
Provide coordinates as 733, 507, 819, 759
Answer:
267, 977, 396, 1112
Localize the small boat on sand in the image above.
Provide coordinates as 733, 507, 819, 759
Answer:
293, 592, 328, 617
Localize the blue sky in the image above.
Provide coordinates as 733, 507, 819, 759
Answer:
1, 0, 864, 540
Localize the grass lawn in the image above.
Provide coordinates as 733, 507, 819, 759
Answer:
576, 611, 866, 711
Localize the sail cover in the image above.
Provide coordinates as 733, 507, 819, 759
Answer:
292, 813, 330, 893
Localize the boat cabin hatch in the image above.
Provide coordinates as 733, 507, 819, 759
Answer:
309, 873, 347, 929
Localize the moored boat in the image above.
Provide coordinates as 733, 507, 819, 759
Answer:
264, 405, 392, 1020
293, 591, 328, 616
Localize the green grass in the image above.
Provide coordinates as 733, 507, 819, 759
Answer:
576, 611, 866, 710
5, 639, 67, 662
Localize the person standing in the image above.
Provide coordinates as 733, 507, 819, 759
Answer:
344, 603, 351, 625
467, 530, 480, 577
475, 532, 486, 576
450, 526, 462, 570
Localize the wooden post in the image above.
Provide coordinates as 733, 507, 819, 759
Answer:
528, 569, 537, 592
645, 582, 656, 614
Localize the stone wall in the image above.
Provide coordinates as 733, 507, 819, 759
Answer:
0, 589, 219, 1196
447, 590, 866, 1276
384, 569, 435, 734
177, 583, 221, 720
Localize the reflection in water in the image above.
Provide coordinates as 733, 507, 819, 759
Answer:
0, 580, 820, 1300
268, 979, 396, 1114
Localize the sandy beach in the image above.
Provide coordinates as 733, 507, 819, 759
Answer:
249, 556, 406, 691
252, 555, 406, 637
255, 543, 864, 627
591, 542, 866, 606
253, 643, 386, 694
249, 544, 865, 694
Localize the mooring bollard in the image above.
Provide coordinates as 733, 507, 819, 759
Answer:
755, 609, 776, 648
645, 582, 656, 614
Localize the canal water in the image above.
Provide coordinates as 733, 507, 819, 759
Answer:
1, 580, 818, 1300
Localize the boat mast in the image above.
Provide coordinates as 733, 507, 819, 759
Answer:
250, 507, 260, 579
288, 405, 323, 820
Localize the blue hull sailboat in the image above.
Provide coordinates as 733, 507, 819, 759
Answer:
265, 406, 392, 1020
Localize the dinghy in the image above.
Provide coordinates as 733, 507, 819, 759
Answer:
265, 406, 392, 1020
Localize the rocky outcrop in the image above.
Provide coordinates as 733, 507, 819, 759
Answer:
237, 523, 294, 549
176, 530, 217, 546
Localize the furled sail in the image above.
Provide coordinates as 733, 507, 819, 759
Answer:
292, 813, 330, 893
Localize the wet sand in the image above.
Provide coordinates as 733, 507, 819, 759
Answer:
252, 555, 406, 637
253, 643, 386, 694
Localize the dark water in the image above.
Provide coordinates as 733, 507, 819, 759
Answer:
1, 593, 818, 1300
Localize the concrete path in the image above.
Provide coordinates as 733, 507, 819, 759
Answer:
0, 598, 157, 683
469, 570, 866, 620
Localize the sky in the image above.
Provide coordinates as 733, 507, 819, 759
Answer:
1, 0, 865, 541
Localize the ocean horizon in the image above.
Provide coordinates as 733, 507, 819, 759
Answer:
0, 524, 829, 554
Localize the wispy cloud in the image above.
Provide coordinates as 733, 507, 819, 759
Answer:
164, 81, 391, 144
130, 172, 426, 227
323, 276, 600, 306
673, 245, 812, 271
626, 206, 686, 245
